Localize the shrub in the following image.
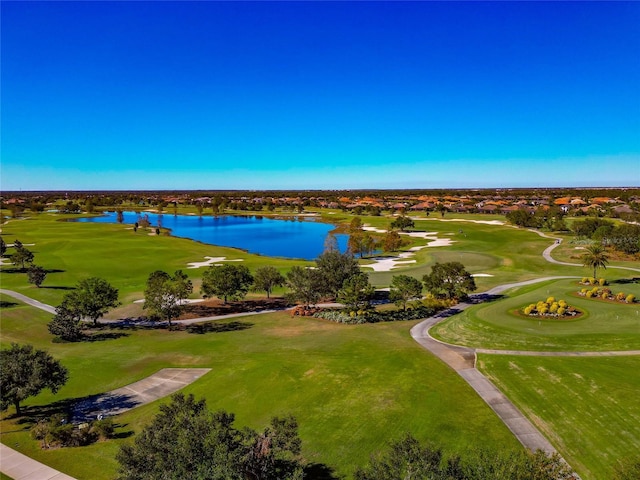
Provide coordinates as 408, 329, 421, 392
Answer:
616, 292, 626, 301
586, 291, 594, 298
627, 294, 636, 304
557, 307, 566, 315
558, 299, 568, 308
598, 278, 607, 286
549, 303, 558, 313
524, 306, 533, 315
602, 292, 609, 300
546, 296, 555, 304
580, 288, 587, 295
538, 306, 549, 315
581, 277, 589, 284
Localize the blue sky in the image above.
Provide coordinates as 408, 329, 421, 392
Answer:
2, 1, 639, 191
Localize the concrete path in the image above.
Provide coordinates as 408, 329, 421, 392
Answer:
410, 287, 560, 455
1, 368, 210, 480
0, 444, 76, 480
72, 368, 211, 422
0, 289, 56, 315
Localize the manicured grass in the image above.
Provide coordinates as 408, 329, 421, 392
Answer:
431, 278, 640, 351
478, 354, 640, 480
0, 301, 519, 479
0, 213, 309, 311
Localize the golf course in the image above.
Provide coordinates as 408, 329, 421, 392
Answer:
1, 209, 639, 479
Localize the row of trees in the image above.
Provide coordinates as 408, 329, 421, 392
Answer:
573, 219, 640, 255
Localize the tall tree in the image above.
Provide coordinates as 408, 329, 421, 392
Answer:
27, 264, 47, 287
252, 266, 286, 299
10, 242, 34, 270
315, 250, 361, 298
383, 230, 403, 252
285, 266, 324, 307
581, 244, 609, 278
389, 275, 423, 311
144, 270, 193, 325
61, 277, 120, 326
48, 301, 84, 342
201, 264, 253, 303
423, 262, 477, 300
0, 236, 6, 256
116, 393, 303, 480
337, 272, 375, 310
0, 344, 68, 415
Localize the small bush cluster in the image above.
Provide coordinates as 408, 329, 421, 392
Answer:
31, 414, 114, 449
315, 305, 439, 324
522, 297, 578, 318
580, 277, 607, 286
578, 286, 636, 304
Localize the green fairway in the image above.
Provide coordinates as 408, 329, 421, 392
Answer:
0, 213, 308, 311
478, 354, 640, 480
431, 278, 640, 351
0, 300, 519, 479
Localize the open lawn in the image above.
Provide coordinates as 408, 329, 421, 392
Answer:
0, 299, 519, 479
431, 278, 640, 351
478, 354, 640, 480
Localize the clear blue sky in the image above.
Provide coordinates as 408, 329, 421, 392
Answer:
2, 1, 639, 191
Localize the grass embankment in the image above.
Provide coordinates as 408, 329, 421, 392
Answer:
0, 299, 519, 479
431, 278, 640, 351
478, 354, 640, 480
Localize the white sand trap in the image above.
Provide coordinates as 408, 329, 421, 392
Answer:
471, 273, 494, 277
187, 256, 244, 269
574, 247, 586, 250
359, 225, 454, 271
7, 243, 35, 247
0, 257, 13, 266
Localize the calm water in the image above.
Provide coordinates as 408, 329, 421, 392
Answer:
73, 212, 347, 260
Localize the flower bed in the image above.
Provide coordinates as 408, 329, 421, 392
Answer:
521, 297, 580, 319
577, 286, 636, 304
314, 305, 439, 324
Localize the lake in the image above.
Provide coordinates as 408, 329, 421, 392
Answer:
73, 212, 347, 260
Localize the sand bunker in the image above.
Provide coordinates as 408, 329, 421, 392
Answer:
471, 273, 494, 277
187, 256, 244, 269
360, 226, 454, 271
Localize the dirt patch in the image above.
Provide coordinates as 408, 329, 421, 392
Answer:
180, 298, 288, 319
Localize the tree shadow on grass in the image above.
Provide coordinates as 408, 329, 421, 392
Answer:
0, 300, 19, 308
304, 463, 343, 480
43, 268, 65, 274
41, 285, 76, 290
186, 321, 254, 335
468, 293, 505, 305
611, 277, 640, 285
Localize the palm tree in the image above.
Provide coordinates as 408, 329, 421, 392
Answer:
582, 244, 609, 278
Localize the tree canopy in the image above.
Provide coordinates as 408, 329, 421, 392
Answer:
337, 272, 375, 310
581, 244, 609, 278
0, 344, 68, 415
389, 275, 423, 311
286, 266, 324, 307
144, 270, 193, 325
390, 216, 414, 232
251, 266, 286, 299
60, 277, 120, 326
116, 393, 303, 480
423, 262, 477, 300
201, 264, 253, 303
354, 434, 576, 480
315, 250, 361, 298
